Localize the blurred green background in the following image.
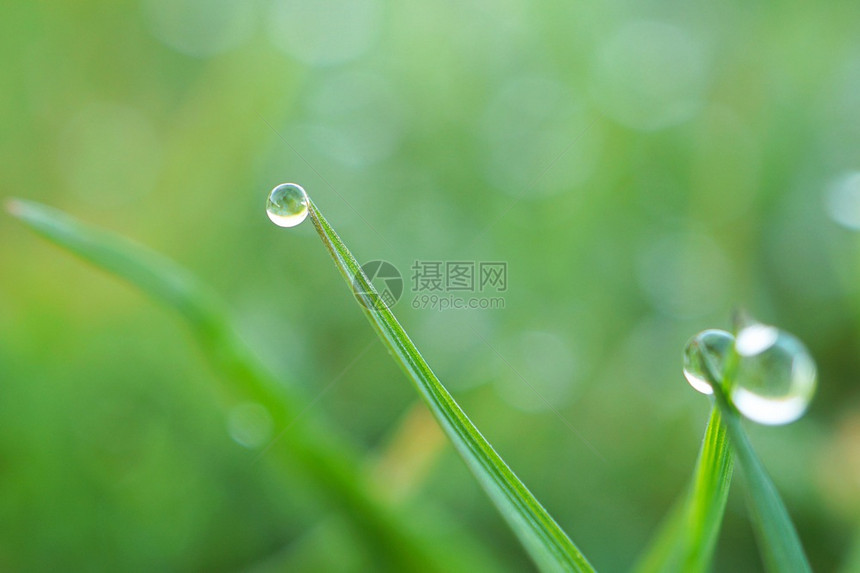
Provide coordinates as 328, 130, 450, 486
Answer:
3, 0, 860, 570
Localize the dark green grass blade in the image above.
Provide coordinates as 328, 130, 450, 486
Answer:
6, 198, 475, 572
635, 407, 734, 573
306, 199, 595, 573
711, 383, 812, 572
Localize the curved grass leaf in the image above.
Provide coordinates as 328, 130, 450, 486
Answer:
711, 383, 812, 572
635, 406, 734, 573
682, 407, 734, 571
305, 198, 595, 573
6, 198, 484, 573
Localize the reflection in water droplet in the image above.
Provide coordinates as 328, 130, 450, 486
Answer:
227, 402, 274, 448
266, 183, 309, 227
732, 324, 817, 425
683, 329, 734, 395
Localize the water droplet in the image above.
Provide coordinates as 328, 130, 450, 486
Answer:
731, 324, 817, 425
266, 183, 309, 227
227, 402, 274, 448
683, 329, 734, 395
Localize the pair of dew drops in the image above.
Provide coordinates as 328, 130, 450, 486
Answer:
265, 182, 818, 426
683, 325, 817, 425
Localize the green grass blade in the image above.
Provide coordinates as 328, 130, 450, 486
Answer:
6, 198, 477, 572
635, 407, 734, 573
681, 406, 734, 571
6, 200, 226, 337
305, 199, 595, 573
711, 383, 812, 572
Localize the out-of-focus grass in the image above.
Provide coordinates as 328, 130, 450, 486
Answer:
3, 0, 860, 570
305, 196, 594, 571
712, 383, 812, 572
6, 195, 817, 572
635, 407, 733, 573
7, 198, 508, 573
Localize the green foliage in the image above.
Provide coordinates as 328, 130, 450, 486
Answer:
6, 198, 485, 572
681, 408, 734, 571
8, 196, 824, 573
711, 384, 812, 572
305, 198, 595, 571
636, 407, 734, 573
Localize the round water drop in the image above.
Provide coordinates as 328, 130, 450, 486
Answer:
266, 183, 309, 227
731, 324, 817, 425
683, 329, 734, 395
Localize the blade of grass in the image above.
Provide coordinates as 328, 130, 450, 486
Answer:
6, 198, 490, 573
681, 406, 734, 571
305, 198, 595, 572
711, 382, 812, 572
634, 406, 734, 573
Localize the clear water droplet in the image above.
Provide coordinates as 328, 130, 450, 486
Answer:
227, 402, 274, 448
731, 324, 817, 425
266, 183, 309, 227
683, 329, 734, 394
